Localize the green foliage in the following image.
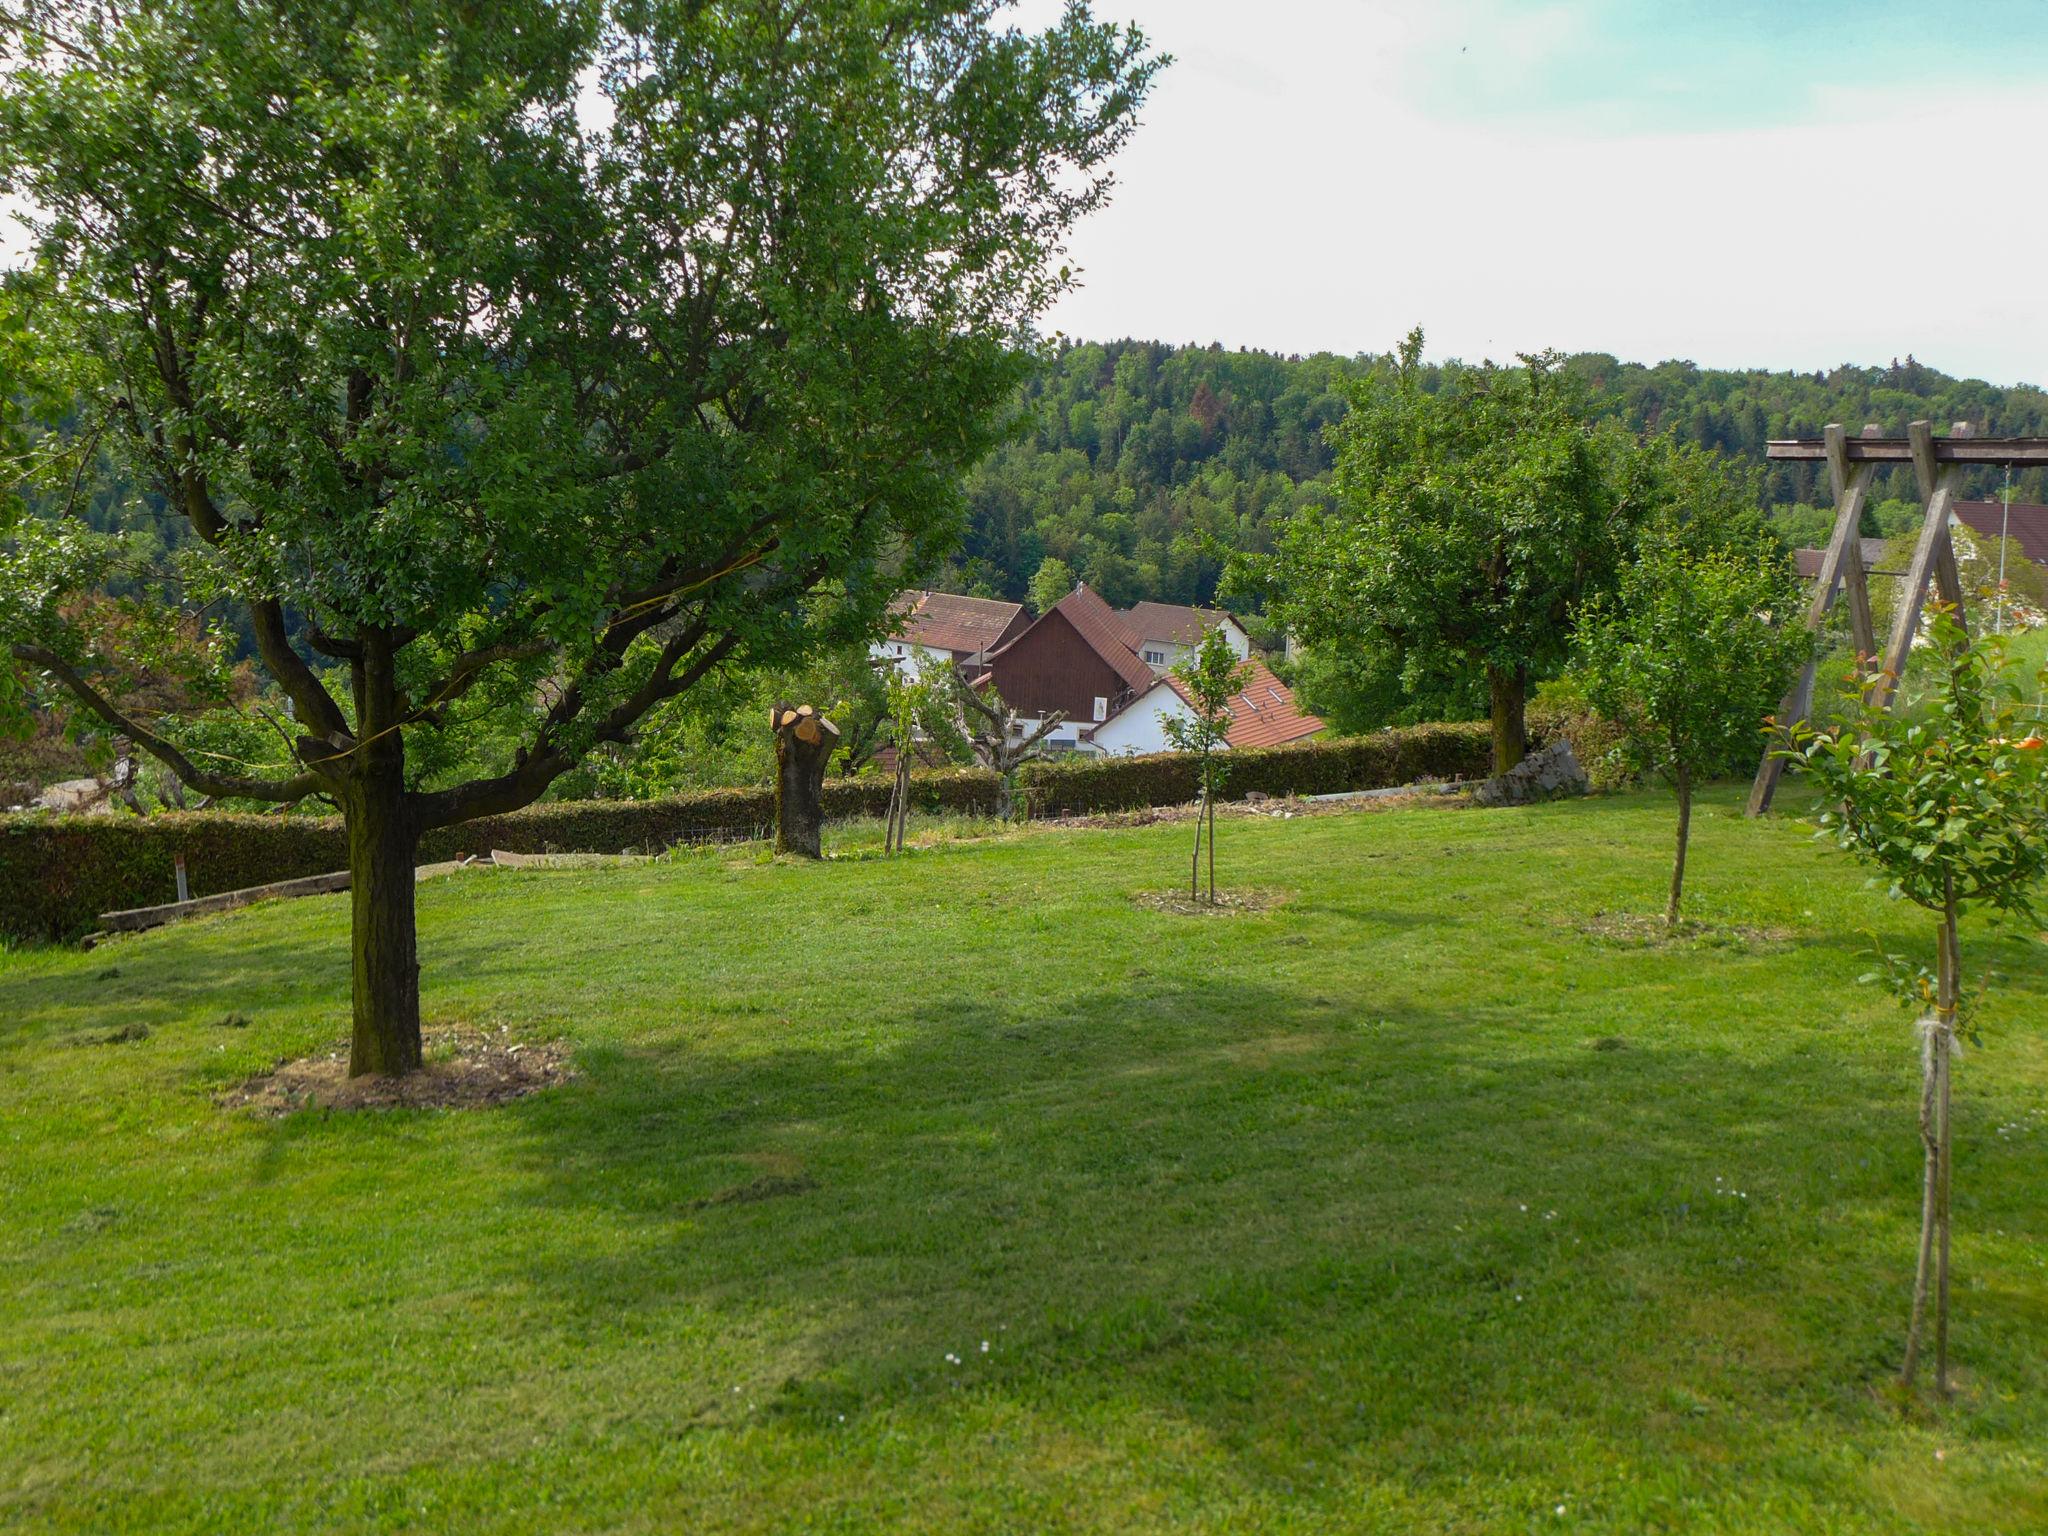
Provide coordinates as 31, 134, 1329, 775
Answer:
1574, 535, 1812, 789
943, 339, 2048, 621
2, 724, 1503, 939
1027, 557, 1077, 615
1787, 611, 2048, 944
1162, 628, 1244, 787
1014, 721, 1496, 817
0, 768, 1007, 941
1241, 329, 1639, 767
0, 0, 1162, 820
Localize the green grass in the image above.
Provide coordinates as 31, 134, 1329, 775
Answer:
3, 788, 2046, 1534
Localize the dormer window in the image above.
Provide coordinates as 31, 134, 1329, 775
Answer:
1142, 648, 1166, 665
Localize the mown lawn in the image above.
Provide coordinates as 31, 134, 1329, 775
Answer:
2, 788, 2045, 1534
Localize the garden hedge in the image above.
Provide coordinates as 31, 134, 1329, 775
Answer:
1012, 721, 1495, 816
1, 726, 1499, 942
0, 770, 1003, 942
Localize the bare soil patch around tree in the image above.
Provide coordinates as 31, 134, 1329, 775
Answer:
1051, 786, 1466, 833
1131, 887, 1291, 917
219, 1023, 574, 1115
1575, 910, 1797, 952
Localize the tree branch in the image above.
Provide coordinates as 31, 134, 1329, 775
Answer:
410, 629, 740, 830
13, 644, 330, 804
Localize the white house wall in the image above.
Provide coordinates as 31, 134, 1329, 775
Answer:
870, 639, 956, 678
1085, 682, 1216, 756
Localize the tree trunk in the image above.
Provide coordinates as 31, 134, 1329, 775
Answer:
1189, 778, 1204, 901
346, 779, 422, 1078
1935, 885, 1959, 1397
1666, 766, 1692, 928
1487, 663, 1528, 775
1901, 890, 1961, 1393
1206, 775, 1217, 902
772, 705, 836, 858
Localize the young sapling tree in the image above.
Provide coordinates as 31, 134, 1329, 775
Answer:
1573, 533, 1811, 925
1163, 626, 1247, 902
1785, 610, 2048, 1396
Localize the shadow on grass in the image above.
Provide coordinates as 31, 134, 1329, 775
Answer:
421, 971, 2044, 1506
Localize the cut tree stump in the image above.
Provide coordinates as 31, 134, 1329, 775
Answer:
771, 702, 839, 858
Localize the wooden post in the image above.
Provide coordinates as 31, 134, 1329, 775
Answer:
771, 704, 838, 858
1748, 423, 1880, 815
1871, 421, 1967, 712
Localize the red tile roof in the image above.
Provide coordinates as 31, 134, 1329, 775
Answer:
1119, 600, 1245, 648
1164, 657, 1323, 750
889, 590, 1027, 658
1953, 501, 2048, 566
1794, 537, 1894, 581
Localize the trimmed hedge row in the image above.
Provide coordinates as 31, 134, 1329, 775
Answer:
1, 726, 1495, 942
1, 812, 352, 946
0, 769, 1004, 942
1013, 721, 1494, 816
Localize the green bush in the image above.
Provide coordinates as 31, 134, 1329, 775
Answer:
1013, 722, 1494, 816
0, 730, 1499, 943
0, 770, 1004, 942
0, 812, 351, 945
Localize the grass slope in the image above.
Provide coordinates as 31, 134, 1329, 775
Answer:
2, 790, 2045, 1535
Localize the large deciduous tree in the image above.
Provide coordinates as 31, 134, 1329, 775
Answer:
0, 0, 1160, 1076
1244, 328, 1638, 775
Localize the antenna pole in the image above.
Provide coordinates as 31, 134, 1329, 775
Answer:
1998, 461, 2013, 634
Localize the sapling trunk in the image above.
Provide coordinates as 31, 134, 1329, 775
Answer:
1935, 885, 1959, 1396
1196, 774, 1212, 909
1189, 778, 1204, 901
1666, 764, 1693, 928
1900, 882, 1961, 1394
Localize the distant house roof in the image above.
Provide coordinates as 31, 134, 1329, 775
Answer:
1161, 656, 1323, 750
889, 590, 1027, 657
1794, 538, 1894, 581
1015, 583, 1154, 696
1119, 600, 1246, 648
1952, 501, 2048, 565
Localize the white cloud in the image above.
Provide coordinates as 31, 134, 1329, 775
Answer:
1028, 0, 2048, 385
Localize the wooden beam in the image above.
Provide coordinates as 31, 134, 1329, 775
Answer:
1871, 451, 1960, 713
1828, 424, 1883, 666
1747, 423, 1878, 815
1766, 436, 2048, 465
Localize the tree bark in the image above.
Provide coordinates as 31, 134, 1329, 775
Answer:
345, 777, 423, 1077
1901, 890, 1961, 1393
772, 705, 836, 858
1666, 765, 1692, 928
1487, 663, 1528, 775
1206, 775, 1217, 902
1935, 885, 1958, 1397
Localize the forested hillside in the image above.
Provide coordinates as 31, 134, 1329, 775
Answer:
940, 339, 2048, 611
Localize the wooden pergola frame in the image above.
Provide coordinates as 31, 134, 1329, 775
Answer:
1748, 421, 2048, 814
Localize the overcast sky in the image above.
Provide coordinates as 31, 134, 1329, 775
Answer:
9, 2, 2044, 385
1016, 0, 2048, 386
